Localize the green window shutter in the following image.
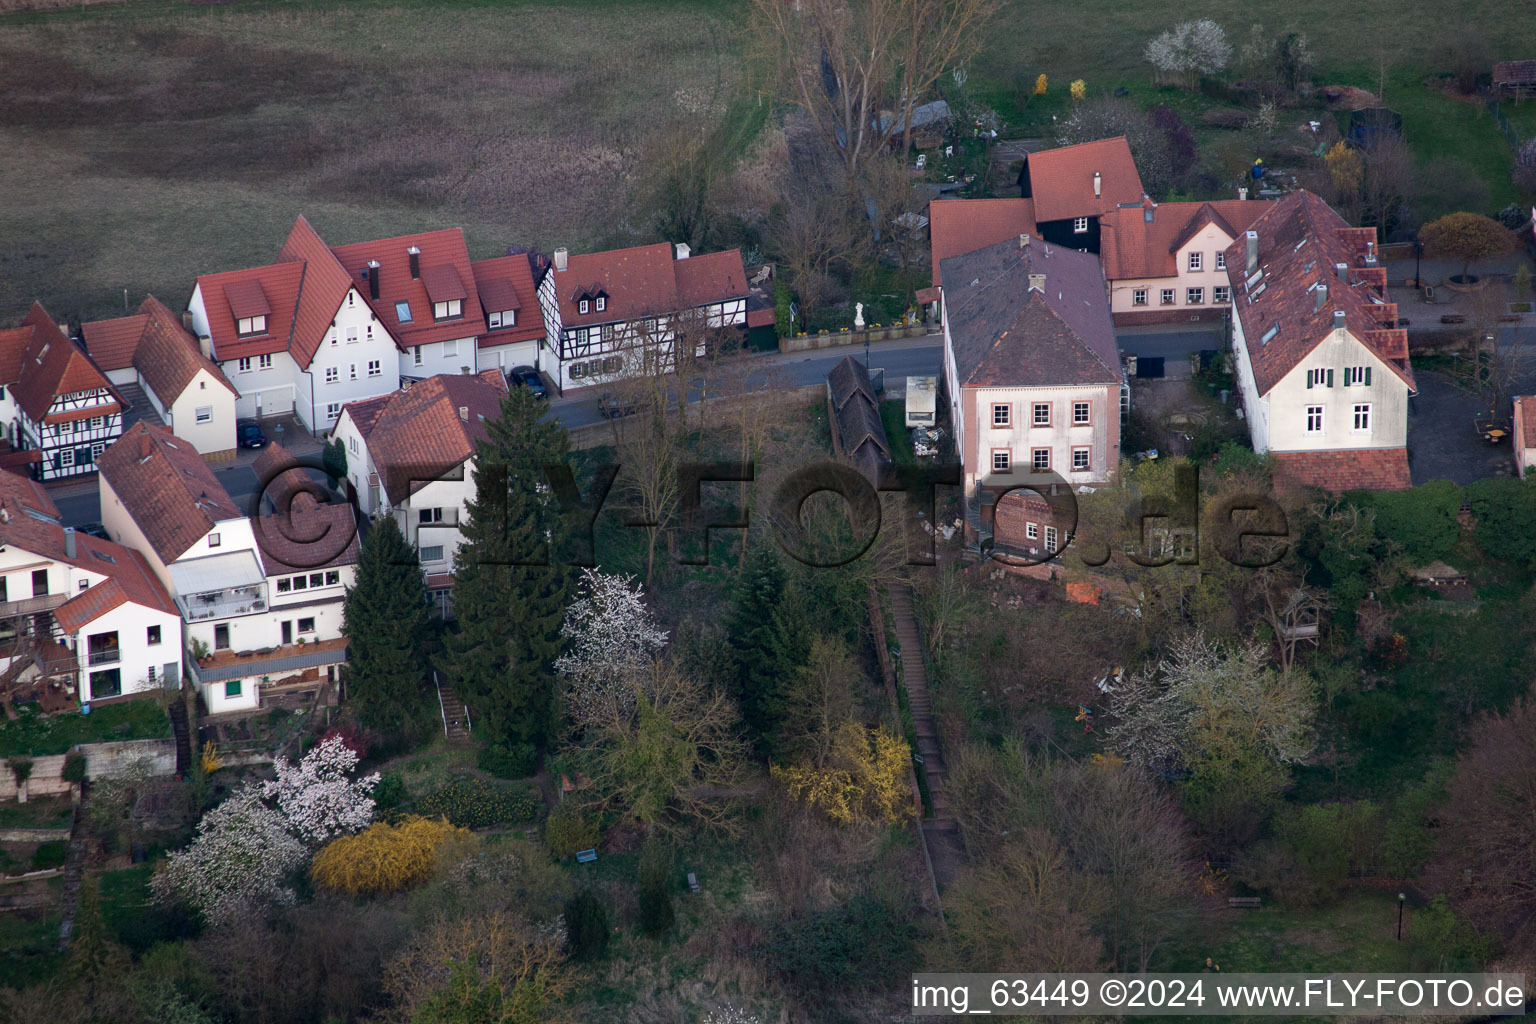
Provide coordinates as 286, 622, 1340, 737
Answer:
1364, 367, 1372, 386
1306, 371, 1313, 389
1326, 369, 1334, 387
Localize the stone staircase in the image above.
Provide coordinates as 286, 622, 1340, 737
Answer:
169, 700, 192, 776
887, 585, 964, 886
55, 783, 90, 951
435, 675, 471, 745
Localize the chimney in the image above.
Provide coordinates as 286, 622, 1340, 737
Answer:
367, 260, 381, 300
674, 242, 690, 260
458, 405, 469, 421
1333, 310, 1346, 331
1092, 171, 1102, 199
1018, 233, 1030, 249
1314, 283, 1328, 311
1028, 273, 1046, 292
1335, 262, 1348, 283
1364, 240, 1377, 266
1245, 231, 1259, 275
1143, 195, 1155, 224
408, 246, 421, 280
554, 247, 568, 272
180, 310, 195, 333
64, 526, 75, 559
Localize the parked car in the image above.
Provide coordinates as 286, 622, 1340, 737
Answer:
598, 392, 638, 419
237, 421, 268, 448
508, 365, 548, 399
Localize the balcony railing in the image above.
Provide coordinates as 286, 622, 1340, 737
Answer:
177, 585, 268, 622
0, 593, 68, 618
86, 649, 121, 666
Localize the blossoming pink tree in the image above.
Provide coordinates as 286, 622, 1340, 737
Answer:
262, 734, 380, 844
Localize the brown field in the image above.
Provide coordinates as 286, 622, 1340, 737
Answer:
0, 3, 741, 320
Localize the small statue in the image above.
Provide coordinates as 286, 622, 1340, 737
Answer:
854, 302, 865, 329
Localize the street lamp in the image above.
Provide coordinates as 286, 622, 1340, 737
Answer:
1397, 892, 1406, 940
1413, 237, 1424, 289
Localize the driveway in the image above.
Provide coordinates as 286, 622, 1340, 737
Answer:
1115, 326, 1225, 365
1407, 370, 1528, 485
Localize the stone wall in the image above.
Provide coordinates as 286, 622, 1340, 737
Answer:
778, 323, 932, 354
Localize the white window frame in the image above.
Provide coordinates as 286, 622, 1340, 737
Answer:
1305, 405, 1324, 434
1188, 251, 1202, 271
442, 339, 458, 358
1072, 217, 1089, 233
1044, 526, 1058, 553
367, 360, 382, 377
1032, 448, 1051, 470
578, 299, 590, 315
195, 406, 213, 424
1032, 403, 1050, 426
991, 449, 1011, 472
237, 357, 253, 373
1352, 403, 1371, 433
1132, 289, 1147, 306
1072, 447, 1090, 471
1073, 401, 1090, 425
326, 402, 341, 420
1187, 287, 1204, 305
991, 403, 1010, 427
1025, 522, 1039, 540
420, 545, 445, 563
349, 364, 358, 381
1160, 289, 1176, 305
325, 367, 339, 384
596, 296, 607, 312
1345, 366, 1366, 386
1216, 251, 1226, 270
413, 347, 424, 367
1213, 285, 1231, 303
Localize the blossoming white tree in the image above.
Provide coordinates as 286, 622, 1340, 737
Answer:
150, 785, 307, 925
702, 1008, 762, 1024
1145, 19, 1231, 88
555, 568, 669, 727
262, 735, 380, 844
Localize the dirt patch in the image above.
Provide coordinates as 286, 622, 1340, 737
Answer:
1319, 85, 1381, 110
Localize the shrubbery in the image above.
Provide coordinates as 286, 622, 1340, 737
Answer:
31, 841, 66, 870
311, 816, 467, 896
564, 890, 610, 961
476, 741, 538, 780
415, 778, 540, 829
543, 802, 601, 858
372, 770, 405, 812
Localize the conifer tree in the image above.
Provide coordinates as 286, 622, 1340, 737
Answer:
342, 517, 432, 733
66, 878, 130, 1011
442, 386, 573, 749
726, 543, 789, 747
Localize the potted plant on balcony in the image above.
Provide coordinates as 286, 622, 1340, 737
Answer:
191, 637, 211, 666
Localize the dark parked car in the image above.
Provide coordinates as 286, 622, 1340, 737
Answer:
508, 365, 548, 399
598, 392, 638, 419
237, 421, 268, 449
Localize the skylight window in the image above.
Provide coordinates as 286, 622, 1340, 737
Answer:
1293, 237, 1309, 252
1260, 323, 1280, 345
396, 301, 413, 323
1248, 282, 1267, 301
92, 550, 116, 564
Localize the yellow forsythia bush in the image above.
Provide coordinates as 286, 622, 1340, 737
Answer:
311, 815, 468, 896
773, 722, 912, 826
1070, 79, 1086, 101
1034, 73, 1048, 95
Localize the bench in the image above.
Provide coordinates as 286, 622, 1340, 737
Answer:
1440, 314, 1467, 324
575, 848, 597, 864
1227, 896, 1261, 909
687, 871, 701, 894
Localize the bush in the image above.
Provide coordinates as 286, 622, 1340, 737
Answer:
1353, 480, 1461, 564
763, 893, 917, 993
1464, 477, 1536, 567
8, 758, 32, 785
311, 816, 468, 895
372, 770, 405, 812
543, 802, 601, 859
636, 840, 674, 936
773, 278, 793, 338
415, 778, 540, 829
61, 752, 87, 784
476, 741, 538, 780
31, 841, 66, 870
564, 890, 610, 961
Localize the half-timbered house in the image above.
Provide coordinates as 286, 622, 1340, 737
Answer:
535, 242, 748, 393
0, 303, 124, 482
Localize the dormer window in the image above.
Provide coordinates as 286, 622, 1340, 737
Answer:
579, 299, 590, 315
237, 315, 267, 337
433, 299, 462, 321
595, 296, 607, 313
1073, 217, 1089, 233
487, 310, 517, 329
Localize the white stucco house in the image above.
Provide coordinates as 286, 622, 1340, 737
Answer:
331, 371, 508, 617
1224, 190, 1415, 492
81, 295, 239, 457
0, 469, 182, 708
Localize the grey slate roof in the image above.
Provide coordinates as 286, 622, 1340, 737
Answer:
826, 355, 890, 481
940, 234, 1122, 389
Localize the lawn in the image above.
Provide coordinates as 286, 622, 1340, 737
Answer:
0, 796, 74, 831
0, 0, 745, 320
0, 699, 170, 758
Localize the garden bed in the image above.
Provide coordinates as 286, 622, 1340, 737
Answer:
0, 700, 169, 758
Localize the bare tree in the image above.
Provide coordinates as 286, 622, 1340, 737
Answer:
1447, 285, 1533, 417
768, 190, 864, 325
1359, 134, 1415, 233
750, 0, 997, 189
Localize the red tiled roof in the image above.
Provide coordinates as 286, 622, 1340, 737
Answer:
746, 307, 776, 329
277, 216, 356, 368
1493, 61, 1536, 86
1099, 200, 1269, 280
54, 546, 177, 632
80, 314, 149, 372
254, 496, 360, 575
195, 261, 306, 363
0, 327, 30, 384
332, 227, 485, 351
1024, 137, 1144, 223
252, 442, 320, 514
344, 372, 508, 503
8, 303, 120, 422
470, 255, 544, 348
0, 467, 60, 520
927, 198, 1037, 287
97, 421, 243, 564
224, 278, 273, 320
1224, 191, 1414, 397
554, 244, 748, 328
133, 296, 237, 403
1271, 448, 1412, 493
674, 249, 749, 308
